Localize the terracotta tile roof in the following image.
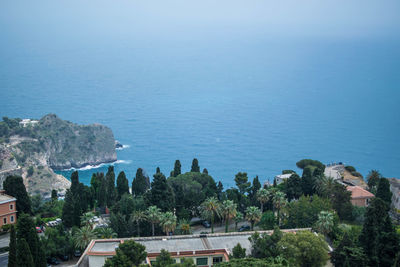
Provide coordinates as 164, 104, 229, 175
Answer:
347, 186, 374, 199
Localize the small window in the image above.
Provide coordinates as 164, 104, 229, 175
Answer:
10, 216, 14, 222
213, 256, 223, 263
9, 204, 13, 210
3, 218, 6, 224
196, 257, 208, 266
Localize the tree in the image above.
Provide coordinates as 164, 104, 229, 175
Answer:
16, 238, 34, 267
104, 240, 147, 267
149, 171, 175, 212
172, 160, 181, 177
3, 175, 31, 214
202, 168, 208, 175
146, 206, 162, 236
220, 200, 237, 233
200, 197, 220, 233
359, 197, 399, 267
217, 258, 287, 267
232, 243, 246, 259
314, 175, 336, 198
234, 211, 243, 231
272, 191, 287, 226
301, 166, 316, 196
249, 176, 261, 206
98, 175, 107, 207
296, 159, 325, 171
191, 158, 200, 172
366, 170, 381, 193
245, 206, 262, 230
331, 232, 366, 267
249, 227, 283, 258
80, 212, 95, 228
51, 189, 58, 201
105, 166, 117, 207
160, 212, 177, 235
256, 189, 269, 212
116, 171, 130, 200
235, 172, 251, 195
131, 210, 146, 237
16, 213, 45, 267
132, 168, 150, 196
376, 177, 392, 208
8, 225, 16, 267
110, 212, 129, 238
72, 225, 96, 251
284, 173, 302, 201
178, 219, 191, 235
314, 211, 334, 236
279, 231, 329, 267
153, 249, 174, 267
95, 227, 117, 239
62, 189, 78, 228
331, 183, 353, 221
259, 211, 276, 230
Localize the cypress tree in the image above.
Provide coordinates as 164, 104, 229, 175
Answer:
3, 175, 32, 214
202, 168, 208, 174
8, 225, 17, 267
149, 171, 175, 211
376, 178, 392, 208
62, 189, 75, 227
16, 238, 34, 267
70, 171, 80, 194
156, 167, 161, 174
105, 166, 117, 207
98, 175, 107, 208
191, 158, 200, 172
51, 189, 58, 201
301, 166, 315, 196
116, 171, 130, 199
172, 160, 181, 177
132, 168, 150, 196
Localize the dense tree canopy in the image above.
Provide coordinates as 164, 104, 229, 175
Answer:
3, 175, 32, 214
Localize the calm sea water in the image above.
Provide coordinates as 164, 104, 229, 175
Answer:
1, 2, 400, 188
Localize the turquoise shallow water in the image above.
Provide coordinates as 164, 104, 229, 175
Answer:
1, 1, 400, 188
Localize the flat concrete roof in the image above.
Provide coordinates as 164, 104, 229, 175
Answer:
91, 241, 121, 253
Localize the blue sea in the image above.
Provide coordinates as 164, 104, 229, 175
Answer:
1, 1, 399, 188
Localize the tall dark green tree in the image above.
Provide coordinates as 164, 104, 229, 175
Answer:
376, 177, 392, 208
16, 238, 34, 267
331, 183, 353, 220
70, 171, 80, 194
216, 181, 224, 201
366, 170, 381, 192
172, 160, 181, 177
359, 197, 399, 267
202, 168, 208, 174
62, 189, 77, 227
331, 232, 366, 267
116, 171, 130, 200
132, 168, 150, 196
105, 166, 117, 207
234, 172, 251, 195
17, 213, 45, 267
191, 158, 200, 172
301, 166, 316, 196
8, 225, 17, 267
284, 173, 302, 200
3, 175, 32, 214
249, 176, 261, 206
98, 175, 107, 207
149, 171, 175, 212
51, 189, 58, 201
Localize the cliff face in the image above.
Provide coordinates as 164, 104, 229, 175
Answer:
0, 114, 117, 195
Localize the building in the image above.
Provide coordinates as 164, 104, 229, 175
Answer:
0, 190, 17, 227
346, 186, 374, 207
76, 229, 308, 267
19, 119, 39, 127
274, 174, 293, 185
388, 178, 400, 211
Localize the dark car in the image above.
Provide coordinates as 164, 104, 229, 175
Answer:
202, 221, 211, 228
59, 255, 69, 261
74, 250, 82, 257
239, 225, 251, 232
47, 257, 60, 265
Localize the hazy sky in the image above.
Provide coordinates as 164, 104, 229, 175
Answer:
1, 0, 400, 42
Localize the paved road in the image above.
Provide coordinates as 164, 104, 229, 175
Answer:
0, 252, 8, 266
0, 233, 10, 248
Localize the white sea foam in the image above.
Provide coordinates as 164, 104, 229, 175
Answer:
116, 144, 130, 150
61, 159, 132, 171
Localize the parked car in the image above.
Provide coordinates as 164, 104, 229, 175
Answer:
47, 257, 60, 265
202, 221, 211, 228
74, 250, 82, 257
36, 227, 42, 233
238, 225, 251, 232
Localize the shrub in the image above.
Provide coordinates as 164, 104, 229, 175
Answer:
345, 166, 356, 172
259, 211, 276, 230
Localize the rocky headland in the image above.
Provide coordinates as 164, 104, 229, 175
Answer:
0, 114, 117, 195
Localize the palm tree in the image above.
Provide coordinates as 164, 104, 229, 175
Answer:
200, 197, 220, 233
95, 227, 117, 239
73, 225, 96, 251
160, 212, 177, 235
178, 219, 191, 235
256, 188, 269, 212
131, 210, 146, 237
146, 206, 162, 236
314, 211, 334, 236
80, 212, 95, 228
272, 191, 287, 226
235, 211, 243, 231
245, 206, 262, 230
314, 175, 336, 198
220, 200, 237, 233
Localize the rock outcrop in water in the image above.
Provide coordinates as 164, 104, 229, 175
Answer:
0, 114, 117, 195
